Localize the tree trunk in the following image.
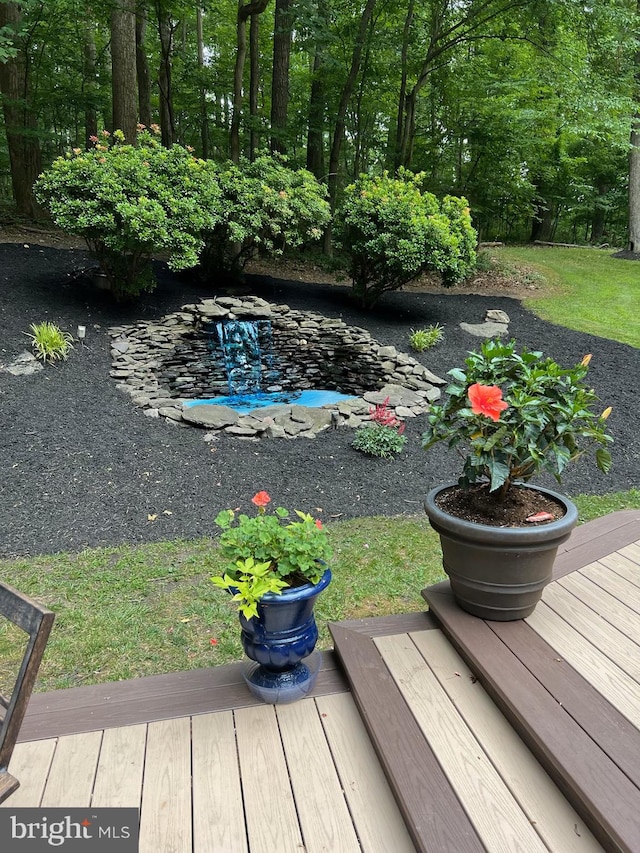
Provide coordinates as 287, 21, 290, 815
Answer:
157, 6, 175, 147
324, 0, 377, 254
0, 2, 44, 218
136, 6, 152, 128
83, 16, 98, 147
629, 126, 640, 252
270, 0, 292, 153
249, 11, 260, 160
628, 0, 640, 253
393, 0, 414, 170
306, 51, 324, 178
591, 181, 609, 244
111, 0, 138, 142
230, 0, 270, 163
197, 6, 209, 158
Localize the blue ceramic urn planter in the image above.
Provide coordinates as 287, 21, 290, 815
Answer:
239, 567, 332, 703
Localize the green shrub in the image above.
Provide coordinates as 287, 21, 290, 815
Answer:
199, 153, 331, 279
25, 322, 73, 363
352, 397, 407, 459
409, 323, 444, 352
34, 128, 222, 299
336, 169, 477, 308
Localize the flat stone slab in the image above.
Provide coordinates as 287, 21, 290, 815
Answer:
2, 351, 43, 376
459, 321, 509, 338
181, 405, 239, 428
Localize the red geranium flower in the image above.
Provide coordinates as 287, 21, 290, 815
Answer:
251, 491, 271, 507
468, 384, 508, 422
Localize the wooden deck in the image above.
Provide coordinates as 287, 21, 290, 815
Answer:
2, 511, 640, 852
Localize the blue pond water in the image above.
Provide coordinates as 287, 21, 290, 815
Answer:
183, 389, 355, 415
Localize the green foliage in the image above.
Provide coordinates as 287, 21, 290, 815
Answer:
34, 129, 222, 299
210, 557, 289, 619
422, 338, 613, 498
211, 491, 332, 616
199, 154, 331, 279
25, 321, 73, 363
409, 323, 444, 352
352, 396, 407, 459
352, 423, 407, 459
336, 169, 477, 308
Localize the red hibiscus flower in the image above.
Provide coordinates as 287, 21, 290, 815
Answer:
315, 519, 323, 530
251, 491, 271, 507
468, 384, 508, 422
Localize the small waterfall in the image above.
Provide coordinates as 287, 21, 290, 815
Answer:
211, 319, 279, 395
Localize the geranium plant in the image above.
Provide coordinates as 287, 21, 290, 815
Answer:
211, 491, 332, 618
422, 338, 613, 500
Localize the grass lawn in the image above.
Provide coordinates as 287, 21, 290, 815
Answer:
495, 246, 640, 349
2, 246, 639, 693
0, 490, 639, 692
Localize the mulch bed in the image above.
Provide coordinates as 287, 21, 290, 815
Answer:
1, 244, 637, 558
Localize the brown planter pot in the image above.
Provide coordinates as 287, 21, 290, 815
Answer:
424, 483, 578, 621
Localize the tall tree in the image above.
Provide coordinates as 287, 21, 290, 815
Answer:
230, 0, 270, 163
136, 4, 152, 128
196, 6, 209, 157
156, 1, 176, 146
0, 1, 43, 217
628, 0, 640, 253
111, 0, 138, 141
270, 0, 293, 152
324, 0, 377, 252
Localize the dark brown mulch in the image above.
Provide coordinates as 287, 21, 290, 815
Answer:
0, 244, 638, 558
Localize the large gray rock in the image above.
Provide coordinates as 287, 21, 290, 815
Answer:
485, 309, 510, 324
2, 351, 43, 376
182, 404, 239, 428
459, 321, 509, 338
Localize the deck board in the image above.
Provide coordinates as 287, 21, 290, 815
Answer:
330, 622, 484, 853
92, 723, 146, 808
315, 693, 416, 853
41, 730, 102, 808
424, 584, 640, 852
277, 699, 361, 852
526, 601, 640, 727
192, 711, 248, 853
377, 632, 549, 852
139, 717, 192, 853
235, 704, 304, 853
409, 629, 600, 852
558, 571, 640, 644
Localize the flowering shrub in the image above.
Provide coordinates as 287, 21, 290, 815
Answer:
200, 154, 331, 279
211, 491, 332, 618
34, 128, 222, 299
422, 338, 613, 499
352, 397, 407, 459
336, 169, 477, 308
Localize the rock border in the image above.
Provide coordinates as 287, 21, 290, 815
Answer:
108, 296, 446, 439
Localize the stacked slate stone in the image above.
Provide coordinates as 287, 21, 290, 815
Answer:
108, 296, 446, 440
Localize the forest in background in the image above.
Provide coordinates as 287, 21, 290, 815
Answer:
0, 0, 639, 250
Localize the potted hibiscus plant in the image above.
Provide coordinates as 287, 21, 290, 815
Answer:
211, 491, 332, 702
422, 338, 613, 620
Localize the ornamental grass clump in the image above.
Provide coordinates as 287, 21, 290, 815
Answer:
25, 322, 74, 363
211, 491, 332, 618
422, 338, 613, 501
410, 324, 445, 352
352, 397, 407, 459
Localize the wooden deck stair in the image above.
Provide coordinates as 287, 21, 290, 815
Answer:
331, 511, 640, 853
3, 511, 640, 852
